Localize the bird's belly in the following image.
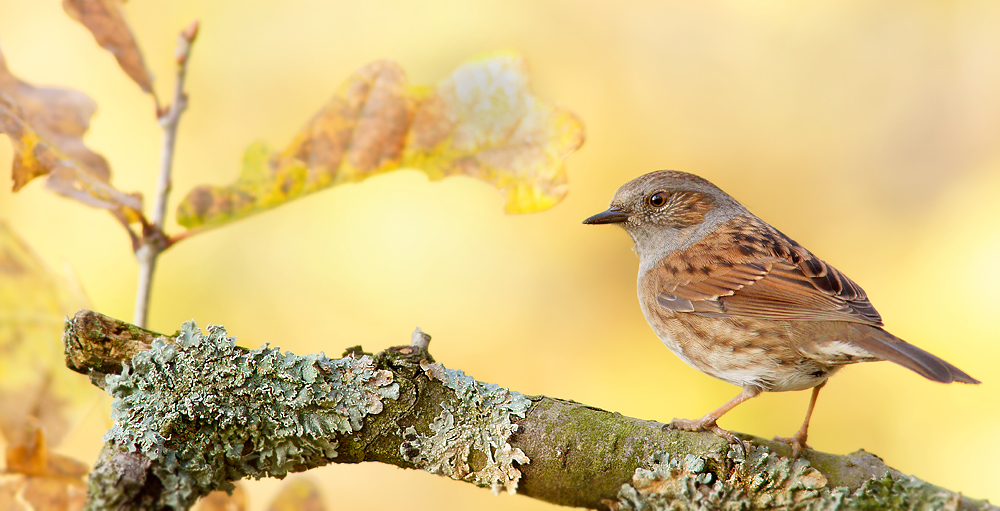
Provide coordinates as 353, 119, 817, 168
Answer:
644, 308, 834, 392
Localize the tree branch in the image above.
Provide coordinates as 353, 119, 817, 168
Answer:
63, 310, 996, 511
133, 21, 198, 328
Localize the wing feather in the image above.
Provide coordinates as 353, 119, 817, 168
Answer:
653, 215, 883, 326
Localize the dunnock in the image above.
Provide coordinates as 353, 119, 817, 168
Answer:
584, 170, 979, 455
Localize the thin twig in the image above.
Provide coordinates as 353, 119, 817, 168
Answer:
133, 21, 199, 328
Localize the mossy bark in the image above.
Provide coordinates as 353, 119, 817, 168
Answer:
64, 310, 996, 511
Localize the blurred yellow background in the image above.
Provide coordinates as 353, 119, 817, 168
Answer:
2, 0, 998, 508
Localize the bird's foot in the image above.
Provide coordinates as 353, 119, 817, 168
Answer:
668, 417, 748, 456
773, 430, 810, 458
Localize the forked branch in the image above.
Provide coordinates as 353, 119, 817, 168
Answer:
133, 21, 199, 328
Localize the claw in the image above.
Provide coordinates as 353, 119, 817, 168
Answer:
773, 432, 810, 458
669, 417, 748, 456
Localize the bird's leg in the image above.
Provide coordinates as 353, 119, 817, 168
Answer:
774, 381, 826, 457
668, 386, 761, 453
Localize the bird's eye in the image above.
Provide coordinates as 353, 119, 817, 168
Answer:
648, 191, 668, 208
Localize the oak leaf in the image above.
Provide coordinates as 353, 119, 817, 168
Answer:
266, 477, 325, 511
0, 223, 94, 510
194, 483, 247, 511
62, 0, 154, 94
0, 47, 143, 223
0, 221, 97, 449
0, 427, 89, 511
176, 52, 584, 229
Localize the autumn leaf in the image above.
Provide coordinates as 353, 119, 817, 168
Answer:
266, 478, 325, 511
0, 47, 143, 223
0, 427, 89, 511
0, 221, 98, 448
176, 52, 585, 229
0, 49, 108, 189
0, 223, 95, 510
62, 0, 154, 95
193, 483, 247, 511
404, 52, 584, 213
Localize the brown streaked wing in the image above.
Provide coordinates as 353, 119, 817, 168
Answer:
654, 215, 884, 326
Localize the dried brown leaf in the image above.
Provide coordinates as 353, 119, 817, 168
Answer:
273, 60, 415, 186
194, 483, 247, 511
0, 47, 143, 221
62, 0, 154, 94
0, 474, 88, 511
1, 427, 89, 511
0, 50, 108, 187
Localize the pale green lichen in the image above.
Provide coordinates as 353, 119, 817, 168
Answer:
98, 321, 399, 510
616, 451, 743, 511
400, 361, 531, 495
615, 446, 991, 511
845, 473, 994, 510
733, 446, 829, 508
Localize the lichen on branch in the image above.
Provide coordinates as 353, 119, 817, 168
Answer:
613, 446, 991, 511
94, 320, 398, 509
401, 361, 531, 495
63, 311, 997, 511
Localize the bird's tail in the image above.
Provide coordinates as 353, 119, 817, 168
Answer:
849, 325, 980, 384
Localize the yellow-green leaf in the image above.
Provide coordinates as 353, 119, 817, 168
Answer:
404, 52, 584, 213
0, 223, 95, 511
176, 52, 584, 230
266, 477, 325, 511
0, 221, 95, 449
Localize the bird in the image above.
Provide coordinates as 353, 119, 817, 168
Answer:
583, 170, 979, 456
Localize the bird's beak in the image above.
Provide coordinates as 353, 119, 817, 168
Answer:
582, 206, 631, 225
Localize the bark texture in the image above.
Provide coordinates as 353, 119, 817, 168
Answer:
63, 310, 995, 511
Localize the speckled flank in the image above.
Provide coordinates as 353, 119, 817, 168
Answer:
613, 446, 990, 511
400, 361, 531, 495
96, 321, 399, 510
